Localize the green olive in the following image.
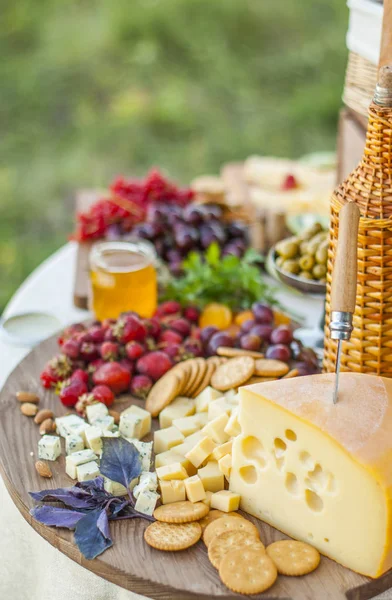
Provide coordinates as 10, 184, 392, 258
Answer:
315, 245, 328, 265
298, 222, 323, 241
300, 241, 309, 255
275, 256, 284, 268
299, 254, 315, 271
282, 259, 300, 275
306, 241, 319, 256
275, 239, 299, 260
313, 264, 327, 279
299, 270, 313, 280
309, 231, 328, 244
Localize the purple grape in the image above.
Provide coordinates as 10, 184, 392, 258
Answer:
166, 249, 183, 263
208, 222, 227, 245
240, 334, 261, 351
200, 326, 219, 346
294, 361, 319, 376
175, 227, 198, 252
147, 203, 166, 223
153, 238, 165, 257
200, 225, 218, 249
266, 344, 291, 362
252, 303, 274, 324
250, 324, 273, 343
222, 243, 242, 258
183, 205, 204, 226
270, 326, 293, 345
241, 319, 257, 333
295, 347, 319, 369
208, 332, 234, 355
133, 222, 161, 241
200, 204, 223, 221
169, 260, 184, 277
227, 221, 248, 239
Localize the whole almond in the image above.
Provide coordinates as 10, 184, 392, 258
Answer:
34, 409, 54, 425
35, 460, 52, 478
108, 409, 120, 425
39, 418, 56, 435
20, 403, 39, 417
16, 391, 39, 403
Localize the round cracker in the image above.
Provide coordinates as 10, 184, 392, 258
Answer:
219, 548, 277, 594
245, 376, 278, 385
208, 529, 265, 569
199, 509, 242, 532
211, 356, 255, 391
192, 361, 216, 398
253, 358, 290, 377
207, 356, 228, 367
144, 521, 201, 551
153, 500, 209, 523
145, 371, 183, 416
186, 359, 207, 397
217, 346, 264, 359
203, 515, 259, 547
282, 368, 299, 379
266, 540, 320, 576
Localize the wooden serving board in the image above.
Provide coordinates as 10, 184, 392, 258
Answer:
0, 336, 391, 599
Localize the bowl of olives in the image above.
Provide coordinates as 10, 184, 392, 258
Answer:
268, 223, 327, 295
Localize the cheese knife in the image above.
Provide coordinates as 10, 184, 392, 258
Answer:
330, 202, 360, 404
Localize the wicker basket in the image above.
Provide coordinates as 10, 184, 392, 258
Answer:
343, 52, 378, 117
323, 91, 392, 376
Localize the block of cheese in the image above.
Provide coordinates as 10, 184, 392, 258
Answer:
86, 402, 108, 424
198, 460, 224, 492
103, 477, 128, 496
185, 436, 216, 468
84, 425, 103, 455
92, 415, 115, 432
172, 415, 201, 437
135, 490, 160, 516
202, 413, 230, 444
38, 436, 61, 461
65, 434, 84, 455
119, 413, 143, 440
184, 475, 206, 503
230, 373, 392, 578
212, 440, 233, 462
174, 431, 204, 455
129, 440, 153, 472
76, 460, 100, 482
65, 449, 98, 479
195, 386, 222, 413
208, 397, 232, 421
155, 450, 197, 476
211, 490, 240, 512
154, 426, 184, 454
156, 462, 188, 481
159, 397, 195, 428
133, 472, 158, 498
202, 490, 213, 507
160, 479, 186, 504
218, 453, 232, 479
224, 407, 241, 437
122, 405, 151, 438
55, 414, 88, 440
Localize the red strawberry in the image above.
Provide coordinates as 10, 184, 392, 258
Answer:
183, 306, 200, 323
100, 341, 119, 360
40, 354, 73, 388
104, 327, 116, 342
281, 173, 298, 190
169, 318, 191, 337
88, 326, 105, 344
159, 329, 183, 345
57, 323, 86, 346
183, 338, 203, 358
130, 374, 153, 399
119, 358, 134, 374
114, 315, 147, 344
90, 384, 115, 407
75, 393, 97, 416
71, 369, 89, 386
59, 378, 88, 407
164, 343, 183, 362
88, 358, 105, 374
80, 342, 99, 362
40, 367, 58, 389
62, 339, 80, 360
156, 300, 181, 316
144, 317, 161, 339
125, 341, 145, 361
92, 362, 131, 394
136, 351, 173, 382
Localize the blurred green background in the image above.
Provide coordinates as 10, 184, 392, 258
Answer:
0, 0, 347, 312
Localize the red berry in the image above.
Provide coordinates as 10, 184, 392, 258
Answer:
114, 315, 147, 344
100, 341, 119, 360
59, 379, 88, 407
61, 339, 80, 360
40, 367, 57, 389
169, 318, 191, 338
75, 393, 97, 416
80, 342, 99, 362
183, 337, 203, 358
136, 351, 173, 382
75, 331, 93, 345
240, 334, 261, 351
270, 325, 293, 345
190, 326, 201, 340
71, 369, 89, 386
200, 326, 219, 345
90, 384, 115, 407
126, 341, 145, 360
281, 173, 298, 190
88, 358, 105, 374
88, 326, 106, 344
266, 344, 291, 362
159, 329, 183, 345
104, 327, 116, 342
164, 343, 183, 362
92, 361, 131, 394
130, 374, 153, 399
144, 317, 161, 339
119, 358, 134, 374
252, 303, 274, 324
44, 354, 73, 386
156, 300, 182, 316
183, 306, 200, 323
241, 319, 257, 333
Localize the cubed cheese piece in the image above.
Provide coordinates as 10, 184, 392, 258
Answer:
218, 453, 232, 479
172, 415, 201, 437
194, 412, 208, 427
133, 472, 158, 498
159, 397, 195, 428
211, 490, 240, 512
154, 426, 184, 454
122, 405, 151, 438
119, 413, 143, 440
224, 389, 237, 399
103, 477, 128, 496
86, 402, 108, 424
134, 490, 160, 516
85, 425, 103, 455
156, 462, 188, 481
184, 475, 206, 503
38, 435, 61, 461
92, 415, 115, 431
198, 460, 224, 492
65, 449, 97, 479
230, 373, 392, 578
174, 431, 204, 455
208, 397, 232, 421
224, 407, 241, 437
212, 440, 233, 462
130, 440, 153, 471
227, 393, 240, 405
195, 386, 222, 413
203, 413, 230, 444
202, 490, 213, 507
102, 429, 120, 438
76, 460, 100, 482
160, 479, 186, 504
65, 434, 84, 455
55, 414, 88, 439
185, 436, 216, 468
155, 450, 197, 476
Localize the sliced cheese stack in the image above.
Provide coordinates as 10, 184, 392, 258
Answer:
230, 373, 392, 577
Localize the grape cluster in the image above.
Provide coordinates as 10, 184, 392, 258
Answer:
132, 203, 249, 276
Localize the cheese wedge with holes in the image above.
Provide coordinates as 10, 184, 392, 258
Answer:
230, 373, 392, 578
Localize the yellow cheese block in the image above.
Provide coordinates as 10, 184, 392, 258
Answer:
210, 490, 240, 512
184, 474, 207, 503
160, 479, 186, 504
154, 450, 197, 476
230, 373, 392, 578
198, 460, 225, 492
156, 462, 188, 481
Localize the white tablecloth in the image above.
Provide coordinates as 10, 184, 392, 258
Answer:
0, 242, 388, 599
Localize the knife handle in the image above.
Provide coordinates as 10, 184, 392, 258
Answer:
331, 202, 360, 313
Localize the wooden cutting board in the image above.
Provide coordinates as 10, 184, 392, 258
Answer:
0, 336, 391, 600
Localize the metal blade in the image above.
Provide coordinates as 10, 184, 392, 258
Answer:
333, 339, 342, 404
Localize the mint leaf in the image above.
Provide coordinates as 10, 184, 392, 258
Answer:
100, 437, 142, 489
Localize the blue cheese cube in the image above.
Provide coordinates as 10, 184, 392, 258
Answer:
121, 405, 151, 438
103, 477, 128, 496
102, 429, 120, 438
84, 425, 103, 455
133, 472, 158, 498
38, 435, 61, 461
76, 460, 100, 482
119, 413, 143, 440
65, 434, 84, 455
86, 402, 108, 424
65, 449, 97, 479
55, 415, 88, 440
92, 415, 114, 431
134, 490, 160, 516
129, 440, 153, 471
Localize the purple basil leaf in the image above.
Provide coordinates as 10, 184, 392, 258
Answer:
31, 506, 85, 529
100, 437, 141, 489
110, 499, 128, 517
76, 477, 105, 493
97, 509, 110, 539
29, 488, 97, 509
74, 508, 113, 560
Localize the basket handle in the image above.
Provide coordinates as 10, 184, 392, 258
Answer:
379, 0, 392, 70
